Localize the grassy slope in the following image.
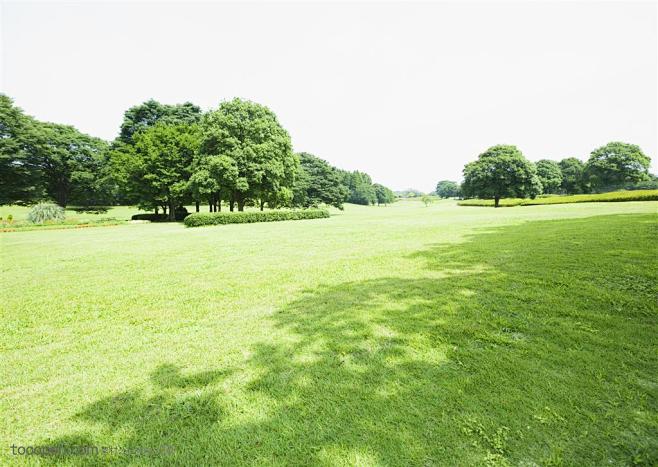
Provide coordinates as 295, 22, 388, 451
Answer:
458, 189, 658, 207
1, 200, 657, 466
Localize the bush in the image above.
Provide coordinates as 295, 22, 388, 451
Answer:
27, 203, 66, 223
184, 209, 330, 227
131, 207, 189, 222
458, 190, 658, 207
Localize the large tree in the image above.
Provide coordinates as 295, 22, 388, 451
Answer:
119, 99, 202, 144
435, 180, 460, 198
293, 152, 348, 209
339, 170, 377, 205
33, 122, 109, 207
585, 142, 651, 190
127, 122, 201, 220
462, 145, 542, 207
558, 157, 585, 194
0, 95, 44, 204
535, 159, 563, 194
373, 183, 396, 205
200, 98, 296, 211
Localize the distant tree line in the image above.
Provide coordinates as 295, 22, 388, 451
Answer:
0, 95, 395, 217
436, 143, 654, 207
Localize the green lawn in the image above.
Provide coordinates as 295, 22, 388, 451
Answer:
1, 200, 657, 466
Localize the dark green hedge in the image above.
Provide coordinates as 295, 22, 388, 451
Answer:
184, 209, 330, 227
131, 208, 188, 222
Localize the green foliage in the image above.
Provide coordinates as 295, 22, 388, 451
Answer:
0, 94, 44, 205
535, 159, 563, 194
339, 170, 377, 205
131, 207, 189, 222
126, 123, 201, 220
35, 122, 110, 207
200, 98, 296, 211
458, 189, 658, 206
585, 142, 651, 190
421, 195, 433, 206
27, 202, 65, 223
435, 180, 461, 198
395, 189, 423, 198
293, 153, 348, 209
558, 157, 585, 194
119, 99, 202, 143
373, 183, 396, 205
462, 145, 542, 207
184, 209, 329, 227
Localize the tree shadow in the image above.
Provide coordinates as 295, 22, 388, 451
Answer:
31, 214, 656, 465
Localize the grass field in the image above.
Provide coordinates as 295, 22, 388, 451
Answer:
457, 189, 658, 207
1, 200, 657, 466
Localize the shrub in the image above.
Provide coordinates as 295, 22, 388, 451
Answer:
27, 203, 66, 223
184, 209, 330, 227
131, 207, 189, 222
458, 190, 658, 207
6, 215, 12, 224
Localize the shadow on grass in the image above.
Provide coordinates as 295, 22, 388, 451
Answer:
33, 214, 657, 466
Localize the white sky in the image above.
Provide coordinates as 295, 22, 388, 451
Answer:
1, 1, 656, 192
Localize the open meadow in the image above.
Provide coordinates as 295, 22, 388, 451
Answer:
1, 200, 657, 466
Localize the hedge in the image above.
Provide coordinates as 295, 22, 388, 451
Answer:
184, 209, 330, 227
458, 190, 658, 207
131, 207, 189, 222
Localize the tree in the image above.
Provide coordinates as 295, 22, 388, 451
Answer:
119, 100, 202, 144
462, 145, 542, 207
435, 180, 460, 198
585, 142, 651, 191
421, 195, 433, 207
558, 157, 585, 194
0, 94, 44, 204
200, 98, 296, 211
373, 183, 396, 205
535, 159, 563, 194
293, 153, 348, 209
128, 123, 201, 220
339, 170, 376, 205
30, 122, 109, 207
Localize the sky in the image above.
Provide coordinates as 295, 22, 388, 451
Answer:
1, 1, 656, 192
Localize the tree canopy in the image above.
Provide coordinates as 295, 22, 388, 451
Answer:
293, 152, 348, 209
558, 157, 585, 194
373, 183, 396, 205
535, 159, 563, 194
462, 145, 542, 207
585, 142, 651, 190
435, 180, 460, 198
125, 122, 201, 219
119, 100, 202, 144
199, 98, 296, 211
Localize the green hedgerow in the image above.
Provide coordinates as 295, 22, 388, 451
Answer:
184, 209, 330, 227
458, 189, 658, 207
27, 203, 66, 224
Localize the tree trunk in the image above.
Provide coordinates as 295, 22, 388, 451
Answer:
217, 200, 221, 212
155, 207, 159, 215
494, 196, 500, 208
208, 201, 213, 212
260, 199, 265, 211
229, 193, 235, 212
237, 194, 245, 212
195, 200, 200, 213
168, 201, 176, 221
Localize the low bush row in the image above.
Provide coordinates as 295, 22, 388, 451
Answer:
131, 208, 189, 222
458, 189, 658, 207
184, 209, 330, 227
